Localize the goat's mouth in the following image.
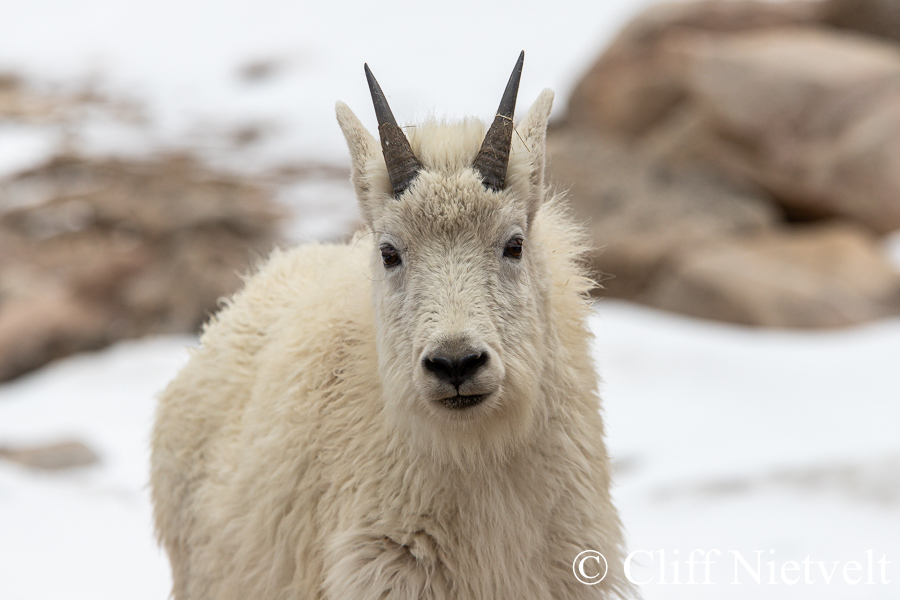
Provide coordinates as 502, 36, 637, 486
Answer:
439, 394, 487, 410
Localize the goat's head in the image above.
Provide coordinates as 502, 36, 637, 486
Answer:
336, 53, 556, 466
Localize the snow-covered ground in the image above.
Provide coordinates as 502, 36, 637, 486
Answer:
593, 304, 900, 599
1, 0, 899, 598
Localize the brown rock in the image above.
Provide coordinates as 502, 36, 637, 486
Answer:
0, 440, 100, 470
677, 28, 900, 233
557, 0, 900, 327
0, 154, 282, 381
643, 223, 900, 327
823, 0, 900, 44
565, 1, 900, 234
566, 0, 819, 136
0, 278, 111, 382
546, 129, 780, 298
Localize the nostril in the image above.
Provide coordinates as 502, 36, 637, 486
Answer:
423, 356, 454, 379
458, 352, 487, 378
423, 351, 489, 389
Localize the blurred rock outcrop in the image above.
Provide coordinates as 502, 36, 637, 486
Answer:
546, 130, 780, 298
0, 154, 282, 381
667, 29, 900, 233
566, 0, 820, 137
644, 224, 900, 328
823, 0, 900, 43
0, 440, 99, 470
551, 0, 900, 327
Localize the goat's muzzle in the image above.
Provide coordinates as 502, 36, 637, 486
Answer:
418, 339, 501, 410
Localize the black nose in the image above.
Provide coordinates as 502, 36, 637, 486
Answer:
423, 352, 488, 389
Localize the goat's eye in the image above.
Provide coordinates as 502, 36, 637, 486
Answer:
503, 237, 524, 259
381, 244, 401, 268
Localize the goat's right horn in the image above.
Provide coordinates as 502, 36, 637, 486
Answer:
365, 64, 422, 198
473, 51, 524, 192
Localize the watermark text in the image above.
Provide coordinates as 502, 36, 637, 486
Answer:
574, 549, 892, 586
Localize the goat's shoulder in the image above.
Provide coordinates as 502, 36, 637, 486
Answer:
199, 236, 374, 349
162, 236, 376, 429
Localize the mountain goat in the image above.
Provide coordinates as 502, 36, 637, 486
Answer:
151, 52, 631, 599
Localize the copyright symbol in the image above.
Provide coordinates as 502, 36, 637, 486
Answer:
573, 549, 608, 585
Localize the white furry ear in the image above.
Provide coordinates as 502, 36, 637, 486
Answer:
507, 89, 554, 218
335, 101, 389, 227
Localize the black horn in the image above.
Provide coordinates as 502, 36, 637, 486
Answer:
473, 51, 524, 192
365, 64, 422, 197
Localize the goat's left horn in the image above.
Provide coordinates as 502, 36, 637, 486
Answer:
473, 51, 524, 192
365, 64, 422, 198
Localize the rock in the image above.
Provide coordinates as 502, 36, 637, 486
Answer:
555, 0, 900, 327
566, 1, 900, 234
0, 73, 58, 123
643, 223, 900, 327
0, 278, 111, 382
675, 28, 900, 233
546, 129, 780, 298
0, 154, 282, 381
0, 440, 100, 470
566, 0, 819, 136
822, 0, 900, 44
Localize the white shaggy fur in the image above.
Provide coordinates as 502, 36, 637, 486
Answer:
151, 86, 632, 599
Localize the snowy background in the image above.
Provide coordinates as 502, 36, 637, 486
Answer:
1, 0, 899, 598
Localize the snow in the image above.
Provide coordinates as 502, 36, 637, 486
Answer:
0, 337, 193, 600
593, 302, 900, 598
0, 124, 61, 181
1, 0, 899, 597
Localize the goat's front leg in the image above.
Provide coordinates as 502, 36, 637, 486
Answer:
325, 528, 449, 600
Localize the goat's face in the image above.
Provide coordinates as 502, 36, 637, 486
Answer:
372, 165, 543, 424
337, 60, 555, 464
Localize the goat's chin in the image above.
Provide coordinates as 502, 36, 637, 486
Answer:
383, 378, 539, 470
